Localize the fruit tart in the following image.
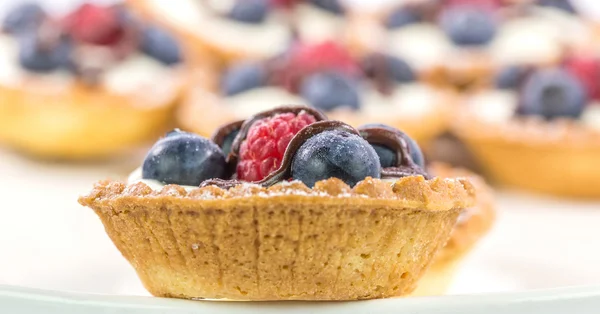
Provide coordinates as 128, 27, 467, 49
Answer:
80, 106, 476, 300
0, 3, 186, 159
178, 40, 455, 145
454, 54, 600, 198
128, 0, 356, 65
362, 0, 594, 89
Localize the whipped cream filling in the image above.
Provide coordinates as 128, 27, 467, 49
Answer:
0, 34, 179, 96
295, 4, 346, 44
469, 90, 600, 129
224, 83, 437, 120
145, 0, 290, 58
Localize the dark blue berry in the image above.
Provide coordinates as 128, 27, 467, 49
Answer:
440, 7, 497, 46
385, 7, 421, 29
221, 129, 240, 157
363, 54, 415, 83
142, 132, 227, 186
221, 62, 267, 96
371, 144, 397, 168
291, 130, 380, 187
140, 25, 182, 65
300, 71, 361, 111
360, 123, 425, 168
495, 65, 529, 90
537, 0, 576, 14
2, 3, 45, 34
228, 0, 270, 24
18, 32, 72, 72
519, 68, 587, 120
309, 0, 344, 15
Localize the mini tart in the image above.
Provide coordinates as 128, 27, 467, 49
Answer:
80, 175, 475, 300
355, 1, 596, 90
411, 163, 495, 296
177, 65, 455, 146
454, 93, 600, 198
0, 4, 186, 159
128, 0, 359, 66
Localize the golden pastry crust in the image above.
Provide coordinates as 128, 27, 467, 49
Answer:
177, 70, 455, 144
79, 176, 475, 300
0, 74, 184, 159
454, 111, 600, 198
411, 163, 496, 296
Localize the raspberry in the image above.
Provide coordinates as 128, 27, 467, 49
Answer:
565, 54, 600, 101
237, 112, 317, 181
275, 41, 359, 91
63, 4, 124, 45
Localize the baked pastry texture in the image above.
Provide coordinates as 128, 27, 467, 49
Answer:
0, 3, 185, 159
411, 163, 495, 296
80, 106, 476, 300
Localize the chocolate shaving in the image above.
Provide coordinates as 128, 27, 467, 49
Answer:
199, 178, 243, 190
363, 53, 394, 95
210, 120, 244, 148
358, 126, 430, 179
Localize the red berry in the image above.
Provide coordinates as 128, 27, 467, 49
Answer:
565, 54, 600, 101
237, 112, 317, 181
271, 0, 297, 8
275, 41, 359, 91
63, 4, 124, 45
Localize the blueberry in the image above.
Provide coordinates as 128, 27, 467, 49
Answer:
440, 7, 497, 46
519, 68, 587, 120
300, 71, 361, 111
360, 123, 425, 168
537, 0, 576, 14
363, 54, 415, 83
221, 129, 240, 157
140, 25, 182, 65
18, 32, 72, 72
3, 3, 45, 34
309, 0, 344, 15
371, 144, 397, 168
142, 132, 227, 186
385, 6, 421, 29
495, 65, 529, 90
228, 0, 270, 24
221, 62, 267, 96
291, 130, 380, 187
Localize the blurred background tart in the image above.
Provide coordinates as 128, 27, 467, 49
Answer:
358, 0, 594, 90
128, 0, 358, 66
178, 40, 455, 146
453, 50, 600, 198
0, 2, 186, 160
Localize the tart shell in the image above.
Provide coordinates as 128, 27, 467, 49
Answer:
411, 163, 496, 296
454, 113, 600, 198
0, 78, 182, 160
79, 175, 475, 300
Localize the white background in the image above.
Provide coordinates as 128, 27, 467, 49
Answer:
0, 0, 599, 297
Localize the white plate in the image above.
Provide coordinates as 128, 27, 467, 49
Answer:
1, 285, 600, 314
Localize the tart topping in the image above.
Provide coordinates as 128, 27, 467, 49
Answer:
228, 0, 271, 24
494, 65, 530, 90
537, 0, 576, 14
63, 4, 124, 46
18, 26, 73, 72
299, 71, 360, 111
564, 54, 600, 101
140, 106, 430, 189
237, 111, 317, 181
140, 25, 182, 65
142, 130, 227, 186
221, 62, 268, 96
439, 6, 497, 46
363, 53, 416, 84
308, 0, 344, 15
518, 68, 587, 120
385, 6, 422, 29
2, 2, 45, 34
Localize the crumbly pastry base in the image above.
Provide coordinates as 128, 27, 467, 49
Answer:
0, 81, 180, 160
454, 113, 600, 198
177, 70, 455, 145
79, 176, 475, 300
410, 163, 495, 296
